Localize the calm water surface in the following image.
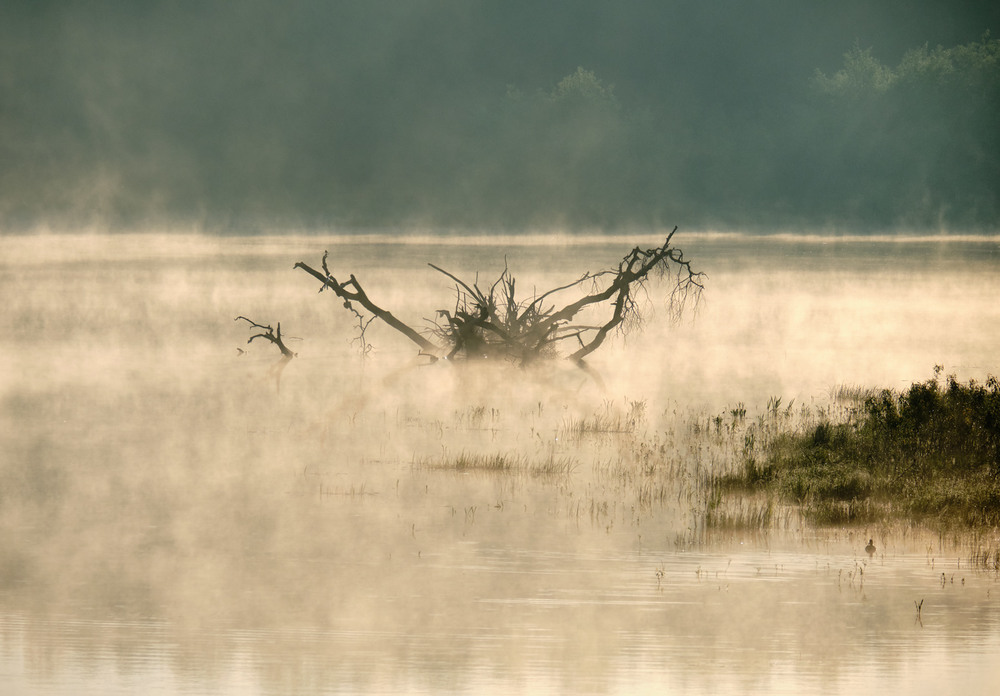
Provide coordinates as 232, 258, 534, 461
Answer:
1, 231, 999, 694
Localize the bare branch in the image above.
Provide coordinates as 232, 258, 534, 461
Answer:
295, 256, 440, 356
292, 228, 703, 374
235, 316, 297, 359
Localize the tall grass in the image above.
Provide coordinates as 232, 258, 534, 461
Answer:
716, 371, 1000, 528
419, 451, 577, 477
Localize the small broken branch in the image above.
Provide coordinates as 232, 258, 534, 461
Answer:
235, 316, 297, 359
294, 254, 440, 357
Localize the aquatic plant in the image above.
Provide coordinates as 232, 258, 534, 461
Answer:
561, 399, 647, 436
717, 371, 1000, 528
704, 491, 775, 530
419, 451, 576, 477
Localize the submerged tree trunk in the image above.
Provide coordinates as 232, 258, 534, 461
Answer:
293, 262, 438, 355
235, 316, 297, 358
235, 315, 297, 391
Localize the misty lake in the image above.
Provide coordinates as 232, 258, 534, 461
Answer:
2, 231, 999, 694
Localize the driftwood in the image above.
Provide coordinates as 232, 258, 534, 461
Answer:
235, 316, 297, 358
235, 316, 298, 391
293, 227, 703, 374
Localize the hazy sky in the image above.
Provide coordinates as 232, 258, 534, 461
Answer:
2, 0, 998, 232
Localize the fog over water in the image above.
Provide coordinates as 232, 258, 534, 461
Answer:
3, 1, 1000, 692
1, 232, 999, 694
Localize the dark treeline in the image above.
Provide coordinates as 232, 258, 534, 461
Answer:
1, 1, 998, 233
803, 35, 1000, 230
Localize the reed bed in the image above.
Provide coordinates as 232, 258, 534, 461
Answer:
709, 369, 1000, 533
301, 368, 1000, 558
418, 451, 577, 477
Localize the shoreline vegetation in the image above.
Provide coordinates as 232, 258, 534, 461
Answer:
384, 362, 1000, 569
710, 367, 1000, 535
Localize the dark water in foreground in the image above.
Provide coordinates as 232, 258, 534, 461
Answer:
1, 232, 999, 694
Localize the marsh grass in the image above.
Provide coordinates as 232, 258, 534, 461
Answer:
420, 451, 577, 477
713, 371, 1000, 529
560, 399, 647, 437
451, 404, 501, 430
969, 543, 1000, 571
829, 383, 882, 404
295, 366, 1000, 549
705, 491, 776, 530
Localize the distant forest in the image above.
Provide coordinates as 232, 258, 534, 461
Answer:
453, 35, 1000, 231
1, 1, 997, 233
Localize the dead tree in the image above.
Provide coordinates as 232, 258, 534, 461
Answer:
293, 227, 703, 375
235, 316, 297, 358
235, 316, 298, 391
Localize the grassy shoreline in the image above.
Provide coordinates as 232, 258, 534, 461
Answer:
713, 368, 1000, 529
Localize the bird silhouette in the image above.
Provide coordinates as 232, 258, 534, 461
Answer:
865, 539, 876, 556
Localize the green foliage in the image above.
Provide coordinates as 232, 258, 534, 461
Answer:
813, 32, 1000, 98
7, 8, 999, 232
718, 372, 1000, 528
799, 32, 1000, 229
485, 66, 645, 226
897, 31, 1000, 90
859, 373, 1000, 478
812, 42, 897, 97
550, 67, 620, 109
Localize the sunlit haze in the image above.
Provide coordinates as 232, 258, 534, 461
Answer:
2, 1, 999, 694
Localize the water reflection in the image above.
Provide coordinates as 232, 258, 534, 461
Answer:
3, 538, 998, 694
1, 232, 999, 694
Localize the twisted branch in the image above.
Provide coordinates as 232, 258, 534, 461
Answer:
293, 228, 704, 372
235, 316, 297, 359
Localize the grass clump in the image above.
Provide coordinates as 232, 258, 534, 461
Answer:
449, 452, 519, 472
705, 489, 776, 530
422, 452, 576, 477
562, 399, 647, 437
724, 370, 1000, 528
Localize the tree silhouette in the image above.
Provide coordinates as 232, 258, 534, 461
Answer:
294, 227, 703, 382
